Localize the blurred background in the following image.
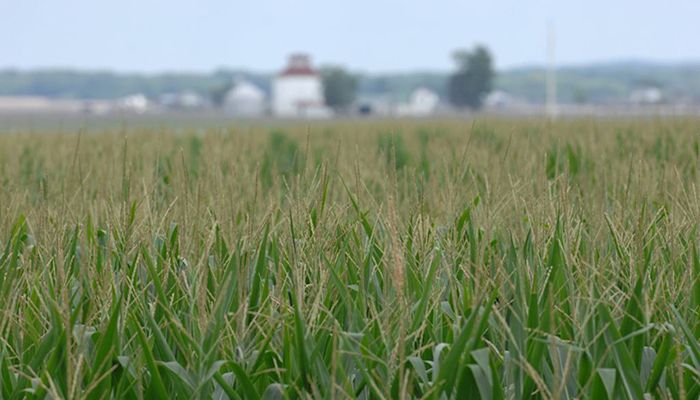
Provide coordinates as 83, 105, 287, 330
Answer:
2, 0, 700, 127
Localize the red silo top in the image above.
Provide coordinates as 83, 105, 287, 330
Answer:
279, 54, 318, 77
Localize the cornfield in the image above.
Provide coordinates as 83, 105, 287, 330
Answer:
1, 118, 700, 399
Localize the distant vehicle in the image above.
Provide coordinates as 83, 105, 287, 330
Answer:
358, 104, 373, 116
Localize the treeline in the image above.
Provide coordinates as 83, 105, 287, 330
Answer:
0, 68, 449, 102
0, 69, 268, 100
2, 61, 700, 103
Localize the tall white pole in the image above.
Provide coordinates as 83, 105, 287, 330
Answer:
546, 22, 558, 119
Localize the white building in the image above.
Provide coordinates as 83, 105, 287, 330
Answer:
224, 79, 266, 117
630, 87, 663, 105
116, 94, 150, 114
160, 91, 207, 110
395, 87, 440, 116
272, 54, 331, 118
484, 90, 515, 109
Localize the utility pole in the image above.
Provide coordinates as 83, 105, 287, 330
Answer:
546, 22, 558, 119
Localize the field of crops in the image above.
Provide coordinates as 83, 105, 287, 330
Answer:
1, 118, 700, 399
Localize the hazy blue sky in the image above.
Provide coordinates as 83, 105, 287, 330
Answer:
2, 0, 699, 72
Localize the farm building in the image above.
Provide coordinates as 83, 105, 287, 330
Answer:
272, 54, 331, 118
395, 87, 440, 116
629, 87, 663, 105
116, 94, 150, 114
159, 91, 207, 110
224, 79, 266, 117
484, 90, 516, 109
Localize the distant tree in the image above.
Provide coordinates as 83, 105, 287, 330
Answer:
209, 80, 233, 107
321, 67, 358, 112
572, 88, 588, 104
448, 45, 494, 109
368, 76, 390, 95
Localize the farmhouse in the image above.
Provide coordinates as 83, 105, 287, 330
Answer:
395, 87, 440, 116
272, 54, 331, 118
224, 79, 266, 117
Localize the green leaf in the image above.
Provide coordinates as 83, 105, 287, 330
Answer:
591, 368, 617, 399
598, 301, 644, 399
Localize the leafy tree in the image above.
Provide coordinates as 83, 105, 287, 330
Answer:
447, 45, 494, 109
572, 88, 588, 104
321, 67, 358, 112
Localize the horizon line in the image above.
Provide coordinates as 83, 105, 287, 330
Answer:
2, 57, 700, 77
